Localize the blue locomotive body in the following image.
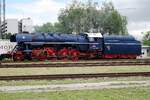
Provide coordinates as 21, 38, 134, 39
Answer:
11, 33, 87, 42
103, 35, 141, 58
9, 32, 141, 61
10, 33, 102, 51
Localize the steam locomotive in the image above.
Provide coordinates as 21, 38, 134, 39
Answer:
0, 32, 141, 61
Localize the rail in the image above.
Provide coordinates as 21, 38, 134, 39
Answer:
0, 60, 150, 68
0, 72, 150, 80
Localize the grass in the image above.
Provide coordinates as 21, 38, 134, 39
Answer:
0, 65, 150, 76
0, 87, 150, 100
0, 76, 150, 86
0, 65, 150, 87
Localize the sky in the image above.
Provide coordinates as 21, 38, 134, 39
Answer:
6, 0, 150, 40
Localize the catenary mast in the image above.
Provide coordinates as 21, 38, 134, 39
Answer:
2, 0, 5, 39
0, 0, 5, 39
0, 0, 2, 39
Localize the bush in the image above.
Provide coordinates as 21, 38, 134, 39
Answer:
143, 40, 150, 46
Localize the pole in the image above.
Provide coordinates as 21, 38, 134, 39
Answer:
3, 0, 5, 25
3, 0, 5, 39
0, 0, 2, 39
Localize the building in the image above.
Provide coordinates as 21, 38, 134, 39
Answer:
141, 46, 150, 58
19, 18, 33, 33
1, 19, 19, 34
1, 18, 33, 35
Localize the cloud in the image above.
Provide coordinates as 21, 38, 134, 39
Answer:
111, 0, 150, 40
7, 0, 66, 25
112, 0, 150, 25
6, 0, 150, 40
113, 0, 150, 22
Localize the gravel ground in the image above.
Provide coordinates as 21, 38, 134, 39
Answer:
0, 81, 150, 93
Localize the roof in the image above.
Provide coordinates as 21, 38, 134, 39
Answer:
84, 33, 103, 38
142, 45, 150, 49
104, 35, 135, 41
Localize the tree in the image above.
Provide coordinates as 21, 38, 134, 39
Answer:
53, 22, 66, 33
143, 31, 150, 46
58, 0, 86, 33
34, 22, 66, 33
34, 23, 55, 33
58, 0, 128, 34
2, 33, 12, 39
101, 2, 128, 34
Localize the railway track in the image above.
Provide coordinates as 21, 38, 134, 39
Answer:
0, 60, 150, 68
0, 72, 150, 81
1, 59, 149, 63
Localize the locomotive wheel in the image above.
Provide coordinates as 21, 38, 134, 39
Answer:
13, 55, 24, 61
31, 49, 42, 61
44, 48, 57, 60
70, 49, 80, 61
13, 51, 24, 61
58, 48, 68, 60
31, 49, 48, 61
128, 55, 137, 59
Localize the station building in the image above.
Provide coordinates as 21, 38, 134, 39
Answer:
1, 18, 33, 35
1, 19, 19, 34
19, 18, 34, 33
141, 46, 150, 58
